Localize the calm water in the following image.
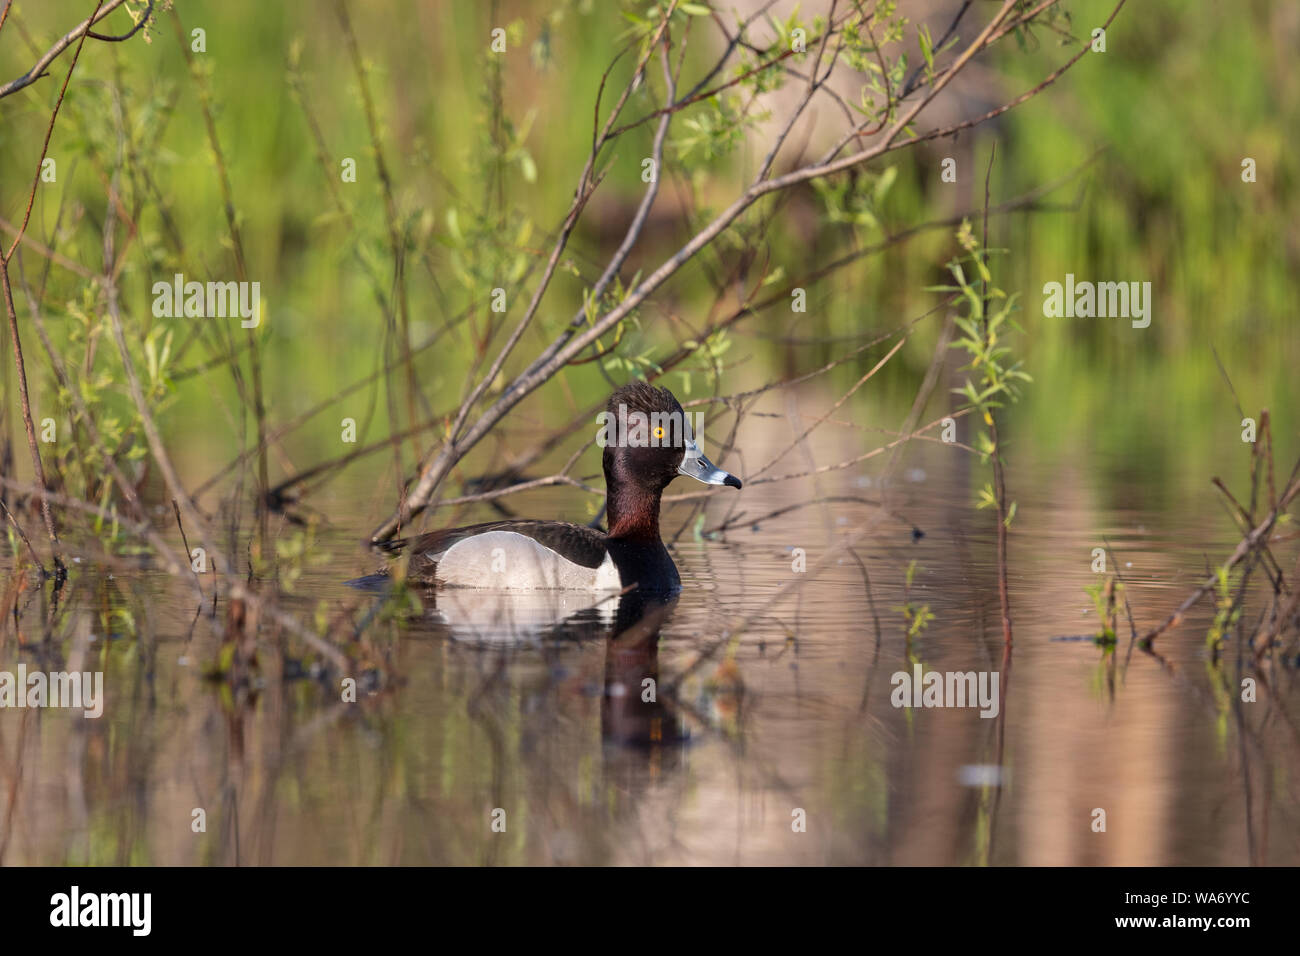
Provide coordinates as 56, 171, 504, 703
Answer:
1, 422, 1295, 866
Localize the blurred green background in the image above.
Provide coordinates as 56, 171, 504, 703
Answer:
1, 0, 1296, 520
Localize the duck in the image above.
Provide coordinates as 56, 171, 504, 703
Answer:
382, 381, 741, 593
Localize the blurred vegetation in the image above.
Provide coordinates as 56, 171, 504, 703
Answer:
0, 0, 1295, 533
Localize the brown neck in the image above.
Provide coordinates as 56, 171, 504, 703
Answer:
604, 457, 663, 541
607, 489, 661, 540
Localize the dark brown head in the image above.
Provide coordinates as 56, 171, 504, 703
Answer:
598, 382, 741, 540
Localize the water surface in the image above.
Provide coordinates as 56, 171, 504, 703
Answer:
1, 427, 1295, 866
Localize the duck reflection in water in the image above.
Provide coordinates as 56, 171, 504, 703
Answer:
430, 585, 691, 756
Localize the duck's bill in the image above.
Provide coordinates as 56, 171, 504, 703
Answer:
678, 439, 742, 488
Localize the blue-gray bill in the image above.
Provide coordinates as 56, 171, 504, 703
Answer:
678, 439, 743, 488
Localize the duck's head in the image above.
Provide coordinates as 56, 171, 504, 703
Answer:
599, 381, 741, 538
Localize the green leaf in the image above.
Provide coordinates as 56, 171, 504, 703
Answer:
918, 24, 934, 73
873, 165, 897, 204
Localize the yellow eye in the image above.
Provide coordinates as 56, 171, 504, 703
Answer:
652, 426, 665, 440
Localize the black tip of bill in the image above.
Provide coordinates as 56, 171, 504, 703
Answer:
678, 440, 743, 490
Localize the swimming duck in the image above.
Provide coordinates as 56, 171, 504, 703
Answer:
385, 382, 741, 592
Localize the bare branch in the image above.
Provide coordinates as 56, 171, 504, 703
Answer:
370, 0, 1121, 543
0, 0, 133, 100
